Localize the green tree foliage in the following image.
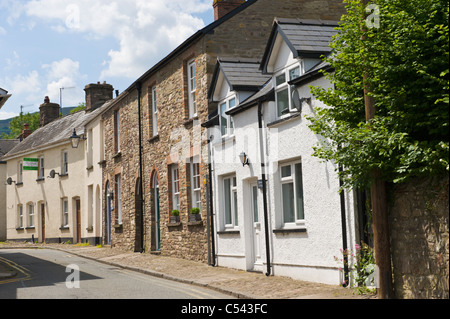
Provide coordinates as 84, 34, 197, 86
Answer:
1, 112, 40, 139
307, 0, 449, 189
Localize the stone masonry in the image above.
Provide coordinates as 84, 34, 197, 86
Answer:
390, 175, 449, 299
102, 0, 347, 262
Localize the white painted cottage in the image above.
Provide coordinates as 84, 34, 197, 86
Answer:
205, 18, 367, 285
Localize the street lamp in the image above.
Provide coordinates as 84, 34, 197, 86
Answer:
239, 152, 249, 167
69, 128, 85, 148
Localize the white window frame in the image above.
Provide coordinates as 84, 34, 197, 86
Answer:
280, 161, 305, 226
152, 86, 158, 136
62, 150, 68, 175
115, 174, 122, 224
223, 175, 238, 228
18, 204, 23, 229
38, 156, 44, 179
187, 60, 197, 118
274, 62, 302, 118
190, 159, 201, 210
219, 95, 236, 137
18, 161, 23, 183
171, 164, 180, 211
28, 203, 35, 227
62, 198, 69, 227
114, 110, 121, 153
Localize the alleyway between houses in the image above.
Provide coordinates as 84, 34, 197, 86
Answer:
1, 242, 375, 299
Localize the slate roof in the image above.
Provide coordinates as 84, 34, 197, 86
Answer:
0, 139, 20, 158
208, 58, 271, 102
261, 18, 339, 73
3, 100, 113, 159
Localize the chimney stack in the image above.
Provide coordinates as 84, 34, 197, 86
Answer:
213, 0, 245, 21
21, 123, 32, 140
84, 82, 114, 112
40, 96, 60, 126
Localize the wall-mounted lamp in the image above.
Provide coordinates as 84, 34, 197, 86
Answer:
6, 177, 16, 185
48, 170, 60, 179
69, 128, 86, 149
239, 152, 249, 167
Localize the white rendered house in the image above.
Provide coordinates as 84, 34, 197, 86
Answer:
205, 19, 365, 285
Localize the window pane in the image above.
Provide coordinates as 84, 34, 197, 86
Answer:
277, 89, 289, 117
282, 183, 295, 223
276, 73, 286, 86
233, 190, 238, 226
295, 163, 305, 220
220, 102, 227, 136
229, 98, 235, 135
289, 67, 301, 81
224, 179, 231, 224
252, 186, 258, 223
281, 165, 291, 178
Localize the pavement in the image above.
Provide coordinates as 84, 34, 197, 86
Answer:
0, 242, 376, 299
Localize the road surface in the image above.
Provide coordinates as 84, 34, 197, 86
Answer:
0, 248, 234, 299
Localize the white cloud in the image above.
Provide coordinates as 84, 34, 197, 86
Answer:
0, 111, 19, 120
42, 58, 85, 107
21, 0, 212, 79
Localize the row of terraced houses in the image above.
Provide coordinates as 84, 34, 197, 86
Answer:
0, 0, 372, 285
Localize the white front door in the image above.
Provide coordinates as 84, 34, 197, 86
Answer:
251, 183, 263, 269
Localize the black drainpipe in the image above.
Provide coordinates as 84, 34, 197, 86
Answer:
258, 100, 271, 276
207, 134, 216, 266
136, 81, 145, 253
338, 163, 349, 286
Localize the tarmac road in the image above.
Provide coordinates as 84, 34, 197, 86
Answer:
0, 248, 234, 299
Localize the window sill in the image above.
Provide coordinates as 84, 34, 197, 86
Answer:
36, 177, 45, 182
148, 134, 159, 143
25, 226, 35, 230
113, 224, 123, 229
86, 165, 94, 171
267, 112, 301, 128
16, 227, 24, 231
273, 227, 307, 234
60, 226, 70, 230
59, 173, 69, 178
112, 151, 122, 159
187, 220, 203, 226
217, 230, 240, 235
16, 182, 23, 187
184, 116, 199, 127
167, 222, 182, 227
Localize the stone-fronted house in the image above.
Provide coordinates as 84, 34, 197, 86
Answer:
205, 18, 368, 285
101, 0, 346, 262
3, 83, 113, 245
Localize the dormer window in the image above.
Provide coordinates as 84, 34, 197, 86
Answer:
219, 96, 236, 137
275, 63, 302, 118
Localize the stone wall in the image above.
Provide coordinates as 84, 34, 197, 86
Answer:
390, 175, 449, 299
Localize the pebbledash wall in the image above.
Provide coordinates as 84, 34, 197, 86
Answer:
101, 0, 346, 261
390, 175, 449, 299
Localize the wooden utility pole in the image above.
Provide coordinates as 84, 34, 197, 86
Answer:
362, 0, 394, 299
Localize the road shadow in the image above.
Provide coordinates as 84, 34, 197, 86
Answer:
0, 250, 101, 299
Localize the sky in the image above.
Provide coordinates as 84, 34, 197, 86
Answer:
0, 0, 215, 119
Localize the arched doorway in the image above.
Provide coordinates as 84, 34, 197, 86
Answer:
105, 181, 112, 245
135, 177, 143, 252
151, 172, 160, 252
